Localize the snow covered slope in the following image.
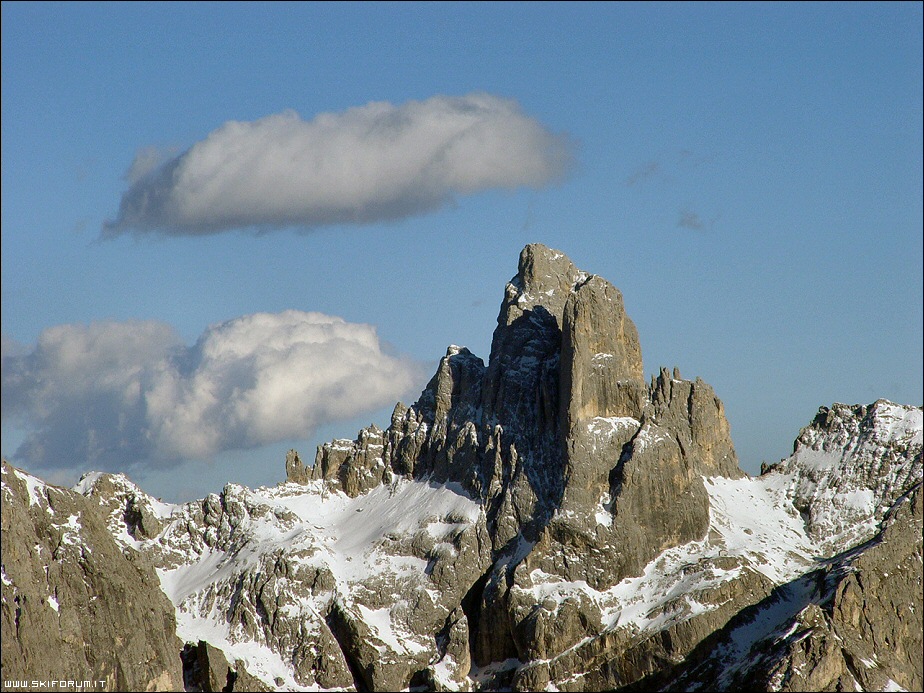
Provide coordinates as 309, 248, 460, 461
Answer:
75, 473, 490, 690
772, 400, 922, 552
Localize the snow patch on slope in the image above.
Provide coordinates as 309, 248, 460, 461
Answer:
173, 601, 311, 691
2, 464, 51, 509
706, 475, 817, 583
778, 400, 922, 552
148, 477, 484, 688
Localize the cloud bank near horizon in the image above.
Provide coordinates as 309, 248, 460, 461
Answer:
104, 93, 573, 236
1, 312, 425, 474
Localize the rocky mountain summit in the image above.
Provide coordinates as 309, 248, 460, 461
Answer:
2, 243, 921, 692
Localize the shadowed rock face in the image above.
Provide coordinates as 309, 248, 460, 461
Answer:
0, 460, 184, 692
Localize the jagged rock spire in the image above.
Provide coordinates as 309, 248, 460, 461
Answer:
495, 243, 587, 330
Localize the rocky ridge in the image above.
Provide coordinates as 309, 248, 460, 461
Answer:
2, 243, 921, 692
1, 461, 184, 691
627, 482, 923, 693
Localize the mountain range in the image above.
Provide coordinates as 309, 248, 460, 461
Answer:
2, 243, 921, 692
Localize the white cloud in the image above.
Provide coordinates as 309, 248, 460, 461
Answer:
1, 312, 424, 472
104, 93, 573, 236
124, 145, 178, 184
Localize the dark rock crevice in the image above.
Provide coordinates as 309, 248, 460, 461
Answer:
325, 602, 372, 693
180, 640, 257, 692
460, 567, 493, 665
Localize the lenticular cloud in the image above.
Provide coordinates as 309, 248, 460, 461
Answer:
1, 312, 424, 471
104, 93, 573, 236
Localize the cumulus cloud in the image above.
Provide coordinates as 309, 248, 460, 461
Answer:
103, 93, 573, 236
2, 312, 424, 472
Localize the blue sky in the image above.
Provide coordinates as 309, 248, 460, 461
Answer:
2, 2, 921, 501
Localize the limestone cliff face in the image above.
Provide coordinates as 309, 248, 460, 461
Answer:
559, 273, 645, 427
0, 461, 184, 692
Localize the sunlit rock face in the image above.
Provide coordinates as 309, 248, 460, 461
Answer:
4, 243, 921, 692
0, 461, 185, 692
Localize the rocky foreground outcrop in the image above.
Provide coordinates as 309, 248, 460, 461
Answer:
2, 243, 921, 692
1, 461, 184, 691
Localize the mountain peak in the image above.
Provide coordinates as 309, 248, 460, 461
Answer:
4, 244, 920, 693
496, 243, 588, 330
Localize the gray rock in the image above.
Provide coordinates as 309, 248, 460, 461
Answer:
607, 424, 711, 581
559, 274, 645, 430
645, 367, 744, 479
311, 425, 389, 496
181, 639, 271, 692
284, 449, 309, 484
1, 460, 184, 691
